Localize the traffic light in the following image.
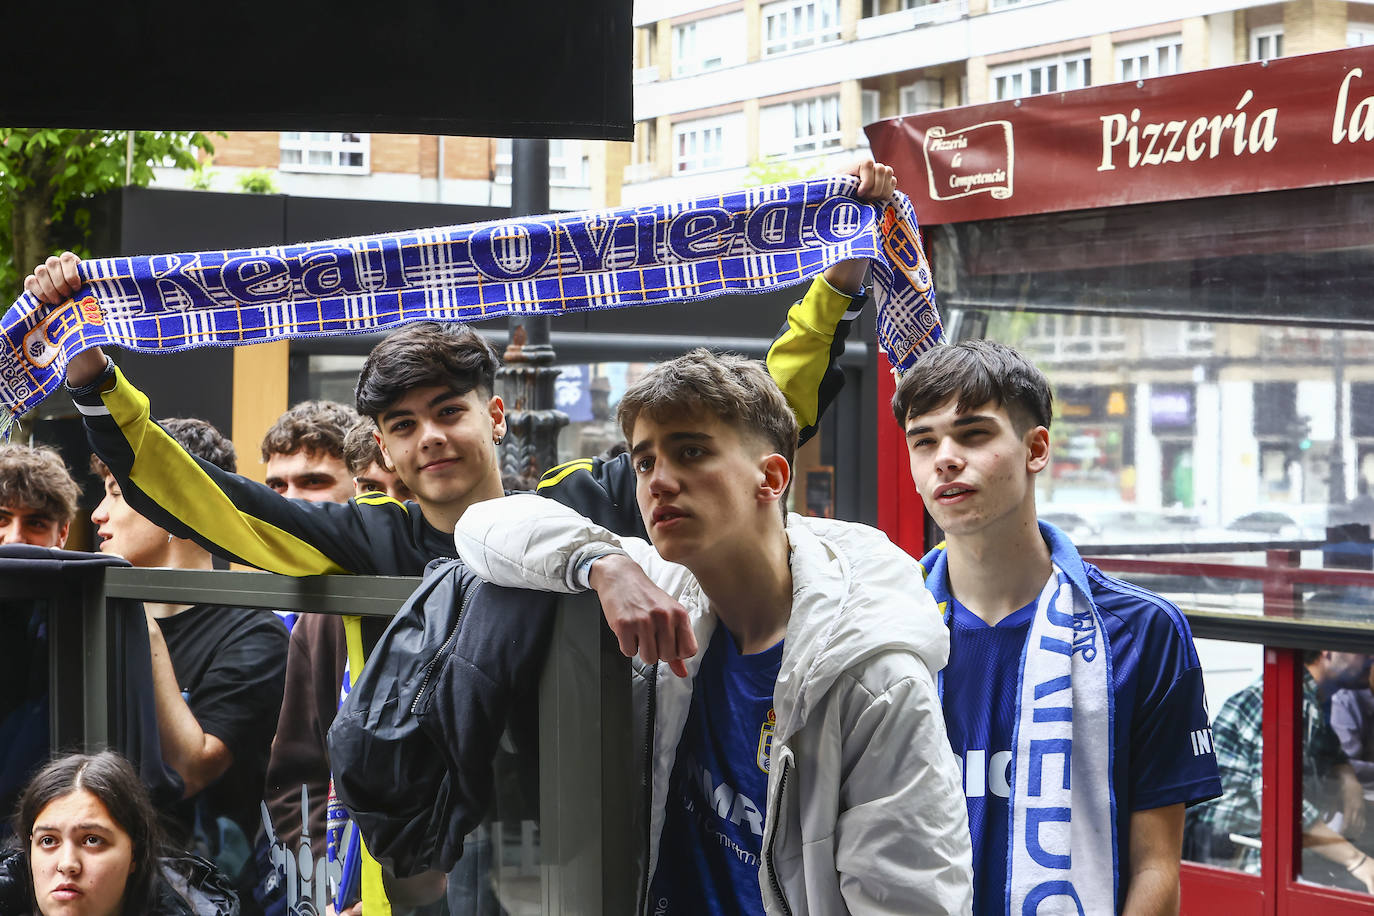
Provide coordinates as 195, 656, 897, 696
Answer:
1288, 414, 1313, 460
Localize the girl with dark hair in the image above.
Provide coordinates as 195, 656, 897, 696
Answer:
0, 751, 239, 915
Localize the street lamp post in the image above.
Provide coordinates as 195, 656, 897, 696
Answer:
497, 138, 568, 486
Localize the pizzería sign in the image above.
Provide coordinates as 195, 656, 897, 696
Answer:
867, 44, 1374, 224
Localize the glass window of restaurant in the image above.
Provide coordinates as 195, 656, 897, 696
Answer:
929, 180, 1374, 560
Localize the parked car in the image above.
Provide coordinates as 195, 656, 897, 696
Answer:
1224, 504, 1332, 541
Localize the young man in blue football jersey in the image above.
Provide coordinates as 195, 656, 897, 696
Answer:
893, 340, 1222, 915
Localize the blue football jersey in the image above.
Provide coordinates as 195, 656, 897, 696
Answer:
942, 564, 1221, 915
650, 626, 783, 916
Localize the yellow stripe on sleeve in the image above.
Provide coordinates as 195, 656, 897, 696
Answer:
766, 275, 855, 430
106, 370, 350, 576
355, 494, 408, 511
537, 459, 595, 490
342, 616, 392, 914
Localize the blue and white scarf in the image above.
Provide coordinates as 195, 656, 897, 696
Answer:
0, 176, 940, 432
921, 523, 1117, 916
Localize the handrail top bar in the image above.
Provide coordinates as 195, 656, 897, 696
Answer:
102, 566, 420, 617
72, 564, 1374, 649
1184, 610, 1374, 654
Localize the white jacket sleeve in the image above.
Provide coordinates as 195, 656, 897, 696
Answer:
455, 493, 695, 597
834, 661, 974, 915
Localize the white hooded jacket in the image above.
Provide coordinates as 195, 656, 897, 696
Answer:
456, 494, 972, 915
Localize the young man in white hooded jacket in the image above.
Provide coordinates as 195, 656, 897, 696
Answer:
456, 349, 972, 915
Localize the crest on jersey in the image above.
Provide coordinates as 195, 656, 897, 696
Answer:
757, 708, 776, 773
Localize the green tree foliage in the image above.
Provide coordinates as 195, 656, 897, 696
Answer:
745, 156, 826, 187
0, 129, 215, 300
236, 169, 280, 195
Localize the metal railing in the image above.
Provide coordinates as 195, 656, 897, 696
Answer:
12, 547, 1374, 913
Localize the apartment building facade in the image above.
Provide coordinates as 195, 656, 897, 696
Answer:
623, 0, 1374, 202
153, 131, 625, 212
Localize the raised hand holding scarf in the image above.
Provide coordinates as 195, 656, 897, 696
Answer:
0, 176, 940, 434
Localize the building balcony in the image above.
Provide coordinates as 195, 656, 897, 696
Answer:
856, 0, 968, 41
632, 0, 1272, 122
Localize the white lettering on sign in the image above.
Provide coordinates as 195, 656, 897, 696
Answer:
1097, 90, 1278, 171
949, 168, 1008, 192
1333, 68, 1374, 144
928, 135, 969, 151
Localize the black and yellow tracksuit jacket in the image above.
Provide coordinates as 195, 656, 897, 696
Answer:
71, 275, 866, 579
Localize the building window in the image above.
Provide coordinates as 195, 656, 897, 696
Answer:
641, 25, 658, 68
899, 78, 944, 115
991, 52, 1090, 101
673, 122, 726, 173
861, 89, 880, 127
1250, 26, 1284, 62
1022, 313, 1126, 361
1349, 24, 1374, 47
494, 139, 588, 186
638, 120, 657, 163
1117, 35, 1183, 81
762, 0, 841, 56
279, 132, 369, 173
672, 14, 746, 76
791, 95, 842, 153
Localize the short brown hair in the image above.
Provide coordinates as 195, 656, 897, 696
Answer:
891, 339, 1053, 434
260, 400, 359, 463
354, 323, 501, 420
342, 417, 383, 476
92, 417, 237, 479
0, 444, 80, 524
617, 349, 797, 512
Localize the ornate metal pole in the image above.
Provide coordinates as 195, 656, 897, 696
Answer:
497, 138, 568, 487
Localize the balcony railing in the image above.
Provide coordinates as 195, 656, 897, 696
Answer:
856, 0, 968, 41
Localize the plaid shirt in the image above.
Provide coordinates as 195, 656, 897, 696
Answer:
1190, 671, 1348, 870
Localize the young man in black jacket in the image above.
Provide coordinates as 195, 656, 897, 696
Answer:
22, 157, 897, 906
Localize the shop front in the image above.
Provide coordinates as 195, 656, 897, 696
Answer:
869, 45, 1374, 913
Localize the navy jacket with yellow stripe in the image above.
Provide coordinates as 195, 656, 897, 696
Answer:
72, 275, 866, 580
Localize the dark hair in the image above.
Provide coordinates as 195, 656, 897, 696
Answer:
354, 323, 501, 419
162, 418, 237, 473
617, 349, 797, 516
260, 400, 360, 463
891, 339, 1053, 435
14, 752, 165, 913
341, 418, 383, 476
0, 444, 80, 525
92, 417, 237, 479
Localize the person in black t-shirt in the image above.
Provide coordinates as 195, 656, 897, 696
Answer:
89, 416, 287, 914
0, 444, 84, 838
